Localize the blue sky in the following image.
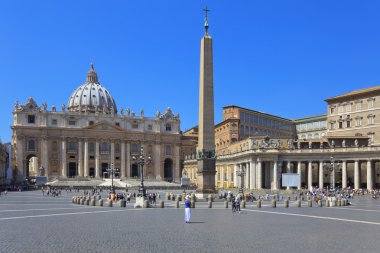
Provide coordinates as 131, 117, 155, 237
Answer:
1, 0, 380, 143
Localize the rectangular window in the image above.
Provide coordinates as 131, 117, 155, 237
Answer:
166, 123, 172, 131
368, 99, 374, 109
52, 119, 57, 125
115, 122, 120, 127
330, 107, 335, 114
165, 145, 172, 155
338, 105, 344, 113
69, 121, 76, 126
345, 104, 351, 112
132, 123, 138, 129
356, 102, 362, 111
148, 124, 153, 131
346, 120, 351, 128
338, 121, 343, 129
89, 121, 94, 125
131, 144, 138, 153
28, 115, 35, 124
368, 116, 375, 125
355, 118, 362, 127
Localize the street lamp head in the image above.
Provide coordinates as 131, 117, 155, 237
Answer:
132, 156, 136, 161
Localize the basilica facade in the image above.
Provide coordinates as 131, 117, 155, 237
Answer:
11, 65, 183, 183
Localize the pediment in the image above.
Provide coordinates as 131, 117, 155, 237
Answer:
85, 121, 123, 131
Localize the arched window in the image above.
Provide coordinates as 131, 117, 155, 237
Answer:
101, 142, 109, 152
28, 140, 35, 151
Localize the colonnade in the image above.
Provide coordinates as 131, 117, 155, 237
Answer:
215, 158, 378, 190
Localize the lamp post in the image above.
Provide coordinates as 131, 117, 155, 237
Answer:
236, 166, 246, 196
132, 147, 152, 197
323, 156, 341, 190
106, 163, 119, 194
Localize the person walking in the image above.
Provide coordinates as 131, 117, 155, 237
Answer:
184, 196, 191, 223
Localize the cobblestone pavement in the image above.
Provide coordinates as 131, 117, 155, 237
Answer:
1, 191, 380, 253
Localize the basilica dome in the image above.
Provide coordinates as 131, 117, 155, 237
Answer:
67, 64, 117, 114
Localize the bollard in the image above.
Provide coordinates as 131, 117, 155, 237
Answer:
91, 199, 95, 206
143, 200, 149, 208
208, 201, 212, 208
175, 200, 179, 208
166, 193, 171, 201
227, 196, 231, 202
76, 197, 80, 204
160, 200, 164, 208
307, 200, 312, 207
271, 199, 276, 208
177, 195, 182, 202
257, 200, 262, 208
224, 200, 228, 208
241, 200, 246, 209
296, 199, 301, 208
326, 200, 330, 207
284, 200, 289, 208
191, 193, 196, 202
85, 199, 89, 205
318, 200, 322, 207
120, 200, 126, 207
98, 195, 101, 200
171, 195, 175, 201
338, 199, 342, 206
72, 197, 75, 203
331, 200, 336, 207
343, 199, 347, 206
107, 200, 113, 207
98, 199, 103, 207
191, 200, 195, 208
81, 198, 85, 205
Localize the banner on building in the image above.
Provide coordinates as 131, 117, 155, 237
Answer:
282, 173, 300, 187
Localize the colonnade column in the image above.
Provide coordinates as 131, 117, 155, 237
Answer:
175, 145, 180, 180
273, 160, 278, 190
220, 166, 224, 188
342, 160, 347, 189
226, 165, 230, 188
126, 143, 131, 178
354, 160, 360, 189
250, 159, 256, 190
286, 161, 291, 190
121, 142, 126, 178
245, 163, 250, 189
84, 139, 89, 177
319, 161, 324, 189
77, 140, 83, 177
95, 141, 100, 178
308, 161, 313, 191
61, 137, 67, 177
257, 161, 262, 189
234, 164, 238, 187
239, 164, 243, 189
297, 161, 301, 189
367, 160, 373, 190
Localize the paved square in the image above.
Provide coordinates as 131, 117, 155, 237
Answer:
1, 191, 380, 253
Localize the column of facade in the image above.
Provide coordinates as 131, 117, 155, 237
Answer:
126, 142, 131, 178
17, 137, 24, 177
175, 145, 180, 180
257, 161, 262, 189
84, 139, 89, 177
95, 141, 100, 178
354, 160, 360, 189
154, 143, 161, 179
342, 160, 347, 189
319, 161, 324, 189
77, 140, 83, 177
226, 165, 230, 188
273, 160, 278, 190
250, 159, 256, 190
220, 166, 224, 188
245, 162, 250, 189
234, 164, 238, 187
41, 137, 48, 176
239, 164, 243, 189
297, 161, 301, 189
367, 160, 373, 190
121, 142, 126, 178
61, 137, 67, 177
308, 161, 313, 191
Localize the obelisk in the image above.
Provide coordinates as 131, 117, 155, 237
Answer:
196, 7, 216, 197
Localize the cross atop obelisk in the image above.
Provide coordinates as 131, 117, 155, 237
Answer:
203, 6, 210, 34
196, 7, 216, 197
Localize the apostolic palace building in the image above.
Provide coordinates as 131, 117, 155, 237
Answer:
183, 86, 380, 191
